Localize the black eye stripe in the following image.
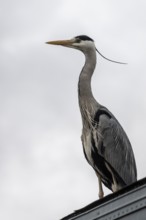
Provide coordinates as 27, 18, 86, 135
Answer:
75, 35, 94, 42
76, 38, 81, 43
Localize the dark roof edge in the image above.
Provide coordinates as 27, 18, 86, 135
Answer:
60, 177, 146, 220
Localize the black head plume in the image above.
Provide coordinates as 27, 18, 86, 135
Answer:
75, 35, 127, 64
96, 48, 127, 64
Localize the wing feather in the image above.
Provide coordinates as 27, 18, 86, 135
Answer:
97, 112, 137, 185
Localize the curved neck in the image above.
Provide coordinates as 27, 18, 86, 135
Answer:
78, 48, 96, 101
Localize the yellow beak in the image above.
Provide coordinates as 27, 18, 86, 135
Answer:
46, 39, 74, 46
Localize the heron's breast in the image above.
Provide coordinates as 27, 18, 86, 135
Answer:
82, 132, 94, 166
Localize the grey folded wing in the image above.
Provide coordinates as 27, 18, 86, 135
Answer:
97, 113, 137, 185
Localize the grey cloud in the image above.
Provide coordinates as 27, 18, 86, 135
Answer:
1, 1, 146, 219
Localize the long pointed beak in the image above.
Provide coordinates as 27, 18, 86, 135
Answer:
46, 39, 74, 46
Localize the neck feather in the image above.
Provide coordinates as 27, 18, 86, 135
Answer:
78, 48, 96, 100
78, 48, 97, 128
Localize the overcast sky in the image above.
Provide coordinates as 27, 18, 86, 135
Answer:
1, 0, 146, 219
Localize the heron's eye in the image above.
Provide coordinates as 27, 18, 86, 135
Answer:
76, 38, 81, 43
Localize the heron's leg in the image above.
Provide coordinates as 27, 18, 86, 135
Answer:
96, 173, 104, 199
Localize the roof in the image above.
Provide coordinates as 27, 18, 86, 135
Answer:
61, 177, 146, 220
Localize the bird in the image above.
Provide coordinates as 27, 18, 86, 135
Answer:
46, 35, 137, 198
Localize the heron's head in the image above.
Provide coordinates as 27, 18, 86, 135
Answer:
46, 35, 96, 53
46, 35, 127, 64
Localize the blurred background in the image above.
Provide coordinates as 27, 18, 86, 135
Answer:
1, 0, 146, 219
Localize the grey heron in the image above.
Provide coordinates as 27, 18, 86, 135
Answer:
46, 35, 137, 198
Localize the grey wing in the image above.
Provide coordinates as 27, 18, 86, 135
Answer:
97, 114, 137, 185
